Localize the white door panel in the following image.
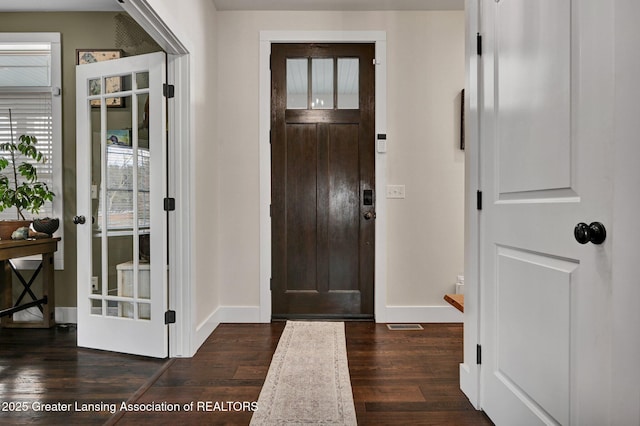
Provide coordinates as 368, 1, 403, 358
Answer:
496, 0, 572, 194
496, 248, 574, 426
481, 0, 612, 424
76, 52, 168, 358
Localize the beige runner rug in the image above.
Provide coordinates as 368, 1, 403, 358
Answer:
250, 321, 357, 425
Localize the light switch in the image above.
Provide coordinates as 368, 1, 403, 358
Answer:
386, 185, 405, 199
91, 184, 98, 199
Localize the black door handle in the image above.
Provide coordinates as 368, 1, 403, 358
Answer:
73, 215, 86, 225
574, 222, 606, 245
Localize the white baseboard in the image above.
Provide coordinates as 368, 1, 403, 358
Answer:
194, 308, 222, 354
384, 305, 463, 323
194, 306, 261, 354
56, 307, 77, 323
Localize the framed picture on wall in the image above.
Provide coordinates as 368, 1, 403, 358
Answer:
76, 49, 124, 107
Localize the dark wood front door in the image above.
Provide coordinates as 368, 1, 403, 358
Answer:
271, 43, 375, 319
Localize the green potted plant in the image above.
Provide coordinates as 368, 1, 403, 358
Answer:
0, 109, 55, 239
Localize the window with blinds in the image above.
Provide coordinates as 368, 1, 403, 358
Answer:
0, 33, 63, 268
0, 40, 54, 220
0, 93, 54, 219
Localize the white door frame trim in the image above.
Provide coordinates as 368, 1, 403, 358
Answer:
259, 31, 388, 322
119, 0, 194, 357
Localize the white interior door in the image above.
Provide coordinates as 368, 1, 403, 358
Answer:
76, 52, 168, 358
480, 1, 613, 424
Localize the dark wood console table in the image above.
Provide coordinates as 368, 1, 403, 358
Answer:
0, 238, 60, 328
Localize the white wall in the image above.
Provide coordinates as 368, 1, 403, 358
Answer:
217, 11, 465, 312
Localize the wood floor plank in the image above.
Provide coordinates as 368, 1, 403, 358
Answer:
1, 322, 494, 425
352, 385, 427, 402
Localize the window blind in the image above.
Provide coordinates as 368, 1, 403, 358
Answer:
0, 41, 54, 221
0, 92, 54, 220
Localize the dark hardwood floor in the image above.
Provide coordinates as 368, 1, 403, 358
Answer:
0, 325, 166, 425
0, 323, 493, 425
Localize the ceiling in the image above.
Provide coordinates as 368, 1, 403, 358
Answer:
0, 0, 463, 12
0, 0, 122, 12
213, 0, 463, 11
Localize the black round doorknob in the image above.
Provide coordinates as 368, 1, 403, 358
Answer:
574, 222, 606, 245
73, 215, 86, 225
574, 223, 590, 244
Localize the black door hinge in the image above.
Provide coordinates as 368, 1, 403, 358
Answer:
476, 344, 482, 365
163, 84, 175, 98
477, 190, 483, 210
270, 129, 272, 144
164, 197, 176, 211
270, 204, 272, 217
270, 278, 273, 290
477, 33, 483, 56
165, 310, 176, 324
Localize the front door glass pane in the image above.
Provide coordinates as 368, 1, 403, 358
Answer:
337, 58, 359, 109
286, 58, 308, 109
311, 58, 334, 109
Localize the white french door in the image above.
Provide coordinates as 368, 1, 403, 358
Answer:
480, 0, 613, 424
75, 52, 168, 358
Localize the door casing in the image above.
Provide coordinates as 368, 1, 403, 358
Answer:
118, 0, 194, 357
259, 31, 388, 323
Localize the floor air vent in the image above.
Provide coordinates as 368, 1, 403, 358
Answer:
386, 324, 424, 331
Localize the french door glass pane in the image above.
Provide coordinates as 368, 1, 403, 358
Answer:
91, 299, 102, 316
106, 301, 134, 318
136, 72, 149, 90
89, 78, 101, 95
138, 303, 151, 320
137, 93, 151, 231
90, 102, 103, 296
106, 95, 134, 308
89, 79, 154, 321
106, 73, 131, 94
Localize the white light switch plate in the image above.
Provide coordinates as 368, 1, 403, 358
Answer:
386, 185, 405, 199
